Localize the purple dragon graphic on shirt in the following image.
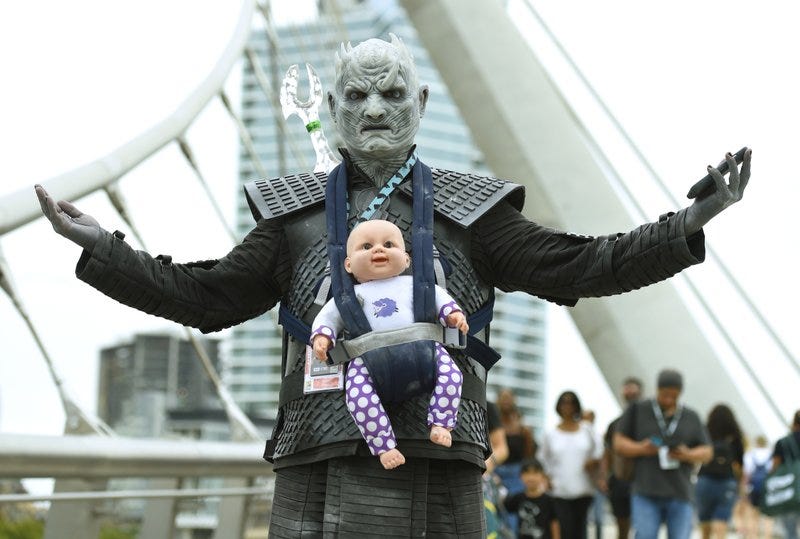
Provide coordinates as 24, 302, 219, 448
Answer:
372, 298, 398, 318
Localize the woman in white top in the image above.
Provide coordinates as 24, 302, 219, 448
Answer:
539, 390, 603, 539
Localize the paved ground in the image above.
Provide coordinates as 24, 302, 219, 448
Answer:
588, 520, 780, 538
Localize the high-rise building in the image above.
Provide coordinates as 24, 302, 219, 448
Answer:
230, 0, 547, 430
97, 332, 224, 438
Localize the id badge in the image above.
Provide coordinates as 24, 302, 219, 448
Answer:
658, 446, 679, 470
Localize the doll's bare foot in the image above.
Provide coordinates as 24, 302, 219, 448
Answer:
379, 449, 406, 469
429, 425, 452, 447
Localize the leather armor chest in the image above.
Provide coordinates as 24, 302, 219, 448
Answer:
244, 167, 524, 467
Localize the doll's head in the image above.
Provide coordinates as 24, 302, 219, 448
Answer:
345, 220, 410, 283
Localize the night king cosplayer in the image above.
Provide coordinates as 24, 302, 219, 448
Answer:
311, 220, 469, 470
36, 32, 751, 537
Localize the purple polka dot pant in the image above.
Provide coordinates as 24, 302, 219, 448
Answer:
345, 343, 462, 456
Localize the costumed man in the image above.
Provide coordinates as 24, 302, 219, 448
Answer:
35, 34, 751, 538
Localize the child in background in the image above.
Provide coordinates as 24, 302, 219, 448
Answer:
504, 459, 560, 539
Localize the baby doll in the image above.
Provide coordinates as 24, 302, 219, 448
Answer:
311, 219, 469, 469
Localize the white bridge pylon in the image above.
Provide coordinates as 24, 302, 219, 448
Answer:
400, 0, 794, 439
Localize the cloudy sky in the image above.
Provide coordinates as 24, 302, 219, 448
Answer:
2, 0, 799, 451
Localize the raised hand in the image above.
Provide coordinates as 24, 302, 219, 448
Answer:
35, 185, 103, 251
684, 148, 752, 235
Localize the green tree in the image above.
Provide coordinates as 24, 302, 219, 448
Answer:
0, 517, 44, 539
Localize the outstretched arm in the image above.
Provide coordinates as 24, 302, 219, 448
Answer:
683, 149, 752, 235
35, 185, 289, 333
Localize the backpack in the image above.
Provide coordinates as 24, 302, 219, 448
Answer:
749, 457, 770, 500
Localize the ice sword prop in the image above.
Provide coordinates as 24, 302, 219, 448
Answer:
280, 63, 341, 174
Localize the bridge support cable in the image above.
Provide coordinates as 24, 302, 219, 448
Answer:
0, 0, 256, 238
175, 136, 239, 243
218, 91, 269, 182
244, 47, 312, 171
0, 245, 114, 437
101, 186, 261, 442
520, 0, 800, 382
1, 246, 116, 539
399, 0, 782, 436
497, 2, 786, 426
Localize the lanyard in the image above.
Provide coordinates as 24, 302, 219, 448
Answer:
651, 399, 683, 439
355, 152, 418, 222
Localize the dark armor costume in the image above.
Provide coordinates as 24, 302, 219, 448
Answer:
75, 155, 705, 537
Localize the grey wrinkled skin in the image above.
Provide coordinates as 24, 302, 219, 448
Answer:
34, 184, 102, 251
684, 149, 752, 235
327, 34, 428, 185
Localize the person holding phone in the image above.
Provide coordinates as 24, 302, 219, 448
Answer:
613, 369, 713, 539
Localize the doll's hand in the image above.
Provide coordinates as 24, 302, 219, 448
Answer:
446, 311, 469, 335
312, 334, 332, 361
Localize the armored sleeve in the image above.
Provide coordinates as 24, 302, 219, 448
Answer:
470, 200, 705, 305
75, 218, 292, 333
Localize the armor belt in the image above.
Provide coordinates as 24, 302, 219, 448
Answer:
278, 302, 498, 370
327, 323, 465, 364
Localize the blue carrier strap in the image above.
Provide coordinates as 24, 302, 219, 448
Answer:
410, 158, 436, 324
325, 162, 372, 336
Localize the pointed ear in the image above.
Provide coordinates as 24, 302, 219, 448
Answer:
344, 257, 353, 273
418, 85, 429, 117
327, 91, 337, 122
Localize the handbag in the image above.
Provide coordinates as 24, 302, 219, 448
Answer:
760, 434, 800, 516
612, 401, 638, 482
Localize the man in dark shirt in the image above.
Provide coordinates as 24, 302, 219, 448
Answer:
614, 369, 712, 539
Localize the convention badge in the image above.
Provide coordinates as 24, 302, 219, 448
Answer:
304, 345, 344, 393
658, 445, 680, 470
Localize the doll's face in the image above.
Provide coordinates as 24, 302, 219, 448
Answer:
345, 220, 410, 283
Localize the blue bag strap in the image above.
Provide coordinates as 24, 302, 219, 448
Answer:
411, 159, 436, 323
325, 163, 372, 336
278, 304, 311, 347
467, 291, 495, 336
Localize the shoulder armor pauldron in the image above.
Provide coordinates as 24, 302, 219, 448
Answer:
243, 171, 328, 221
399, 168, 525, 228
242, 167, 526, 227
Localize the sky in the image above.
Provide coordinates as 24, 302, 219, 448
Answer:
1, 0, 800, 457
